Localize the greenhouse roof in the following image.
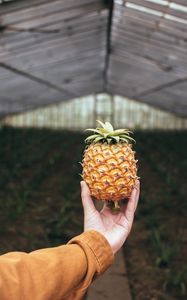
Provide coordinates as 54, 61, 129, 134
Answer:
0, 0, 187, 117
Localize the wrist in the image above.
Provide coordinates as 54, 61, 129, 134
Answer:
72, 230, 114, 273
102, 231, 118, 254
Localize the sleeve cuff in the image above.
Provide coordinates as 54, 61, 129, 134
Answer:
68, 230, 114, 275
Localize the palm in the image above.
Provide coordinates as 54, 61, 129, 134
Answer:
101, 207, 129, 232
84, 204, 130, 253
81, 181, 140, 254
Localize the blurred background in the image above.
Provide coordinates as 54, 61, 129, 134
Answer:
0, 0, 187, 299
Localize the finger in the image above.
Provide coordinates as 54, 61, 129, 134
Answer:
120, 200, 128, 213
134, 180, 140, 210
130, 179, 140, 210
80, 181, 96, 214
101, 201, 110, 213
124, 180, 139, 223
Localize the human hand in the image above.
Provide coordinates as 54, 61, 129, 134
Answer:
81, 180, 140, 254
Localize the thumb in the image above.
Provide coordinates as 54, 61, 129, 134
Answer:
80, 181, 96, 214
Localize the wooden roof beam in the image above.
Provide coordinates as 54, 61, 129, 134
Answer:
103, 0, 114, 90
0, 62, 77, 98
134, 76, 187, 98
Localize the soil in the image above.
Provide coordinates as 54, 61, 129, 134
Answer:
124, 131, 187, 300
0, 127, 186, 300
0, 128, 85, 252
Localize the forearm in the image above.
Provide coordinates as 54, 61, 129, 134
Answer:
0, 244, 86, 300
0, 231, 114, 300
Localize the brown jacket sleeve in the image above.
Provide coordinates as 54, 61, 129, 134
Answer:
0, 230, 114, 300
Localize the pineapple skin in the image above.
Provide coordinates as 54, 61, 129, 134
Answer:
82, 142, 137, 202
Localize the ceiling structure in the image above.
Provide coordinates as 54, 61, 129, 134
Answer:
0, 0, 187, 118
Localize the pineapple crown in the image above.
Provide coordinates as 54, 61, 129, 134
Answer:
85, 120, 135, 144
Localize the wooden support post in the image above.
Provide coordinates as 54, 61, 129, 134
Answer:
110, 94, 115, 126
93, 94, 98, 127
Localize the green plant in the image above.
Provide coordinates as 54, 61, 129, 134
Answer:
45, 200, 82, 245
145, 213, 159, 229
4, 190, 30, 221
151, 230, 177, 268
163, 266, 187, 296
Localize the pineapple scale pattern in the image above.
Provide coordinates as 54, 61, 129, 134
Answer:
82, 143, 137, 201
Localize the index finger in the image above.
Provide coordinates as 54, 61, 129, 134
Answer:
80, 181, 96, 214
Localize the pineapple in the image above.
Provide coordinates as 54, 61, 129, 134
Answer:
82, 121, 138, 210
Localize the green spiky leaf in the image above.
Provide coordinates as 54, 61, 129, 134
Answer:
85, 134, 100, 142
105, 122, 114, 132
93, 136, 105, 143
110, 136, 120, 143
84, 120, 135, 145
96, 120, 106, 128
85, 129, 103, 135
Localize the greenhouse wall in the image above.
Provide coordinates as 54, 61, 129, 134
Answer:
1, 94, 187, 130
